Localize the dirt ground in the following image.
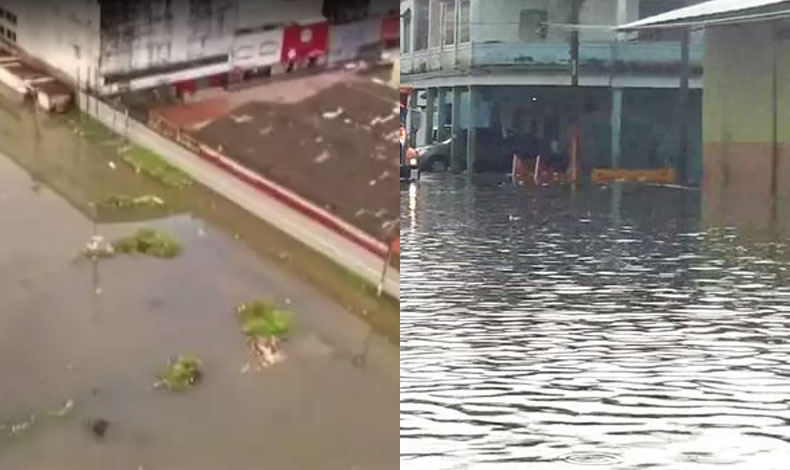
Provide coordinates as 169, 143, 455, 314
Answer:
153, 69, 399, 242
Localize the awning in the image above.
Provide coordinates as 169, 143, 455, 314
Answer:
620, 0, 790, 29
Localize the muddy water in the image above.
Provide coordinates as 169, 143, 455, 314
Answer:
401, 176, 790, 469
0, 99, 397, 469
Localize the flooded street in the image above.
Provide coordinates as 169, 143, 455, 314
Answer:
0, 97, 397, 469
401, 175, 790, 469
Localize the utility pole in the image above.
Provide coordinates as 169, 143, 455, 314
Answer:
569, 0, 583, 186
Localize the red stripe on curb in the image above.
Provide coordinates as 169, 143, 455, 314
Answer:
195, 146, 389, 259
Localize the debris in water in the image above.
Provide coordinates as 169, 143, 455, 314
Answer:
88, 418, 110, 438
113, 228, 182, 258
369, 179, 377, 186
50, 399, 75, 418
156, 355, 203, 391
9, 415, 35, 436
370, 114, 396, 126
83, 235, 115, 260
230, 114, 253, 123
236, 300, 293, 368
108, 161, 117, 170
98, 194, 166, 209
314, 150, 331, 164
321, 107, 343, 119
240, 362, 251, 374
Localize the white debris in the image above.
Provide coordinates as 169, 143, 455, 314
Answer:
321, 107, 344, 119
378, 170, 391, 180
315, 136, 324, 143
384, 130, 400, 142
371, 77, 386, 86
230, 114, 253, 123
241, 362, 251, 374
369, 179, 377, 186
107, 161, 117, 170
314, 150, 331, 164
343, 118, 352, 124
259, 125, 273, 135
370, 114, 396, 126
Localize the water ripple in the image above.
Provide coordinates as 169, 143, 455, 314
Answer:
401, 178, 790, 469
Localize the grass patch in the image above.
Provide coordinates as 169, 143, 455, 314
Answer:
158, 355, 203, 391
98, 194, 166, 209
236, 300, 292, 339
113, 228, 182, 258
119, 146, 193, 189
71, 112, 192, 189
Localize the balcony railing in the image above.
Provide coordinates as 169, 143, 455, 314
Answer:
401, 40, 703, 76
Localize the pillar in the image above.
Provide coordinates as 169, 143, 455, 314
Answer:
450, 86, 463, 172
678, 27, 691, 184
423, 87, 436, 146
436, 87, 448, 141
611, 88, 623, 168
466, 85, 478, 173
406, 88, 418, 148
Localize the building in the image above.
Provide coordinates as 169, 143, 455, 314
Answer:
622, 0, 790, 227
400, 0, 706, 182
0, 0, 397, 96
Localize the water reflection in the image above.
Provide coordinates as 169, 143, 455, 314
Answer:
401, 176, 790, 469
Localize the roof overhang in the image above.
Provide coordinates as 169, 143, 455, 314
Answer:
620, 0, 790, 30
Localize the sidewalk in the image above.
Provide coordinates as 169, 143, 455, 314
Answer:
79, 91, 399, 299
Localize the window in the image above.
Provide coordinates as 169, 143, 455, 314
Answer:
402, 9, 411, 53
459, 0, 470, 43
7, 30, 15, 42
6, 11, 16, 25
518, 9, 547, 42
440, 0, 455, 46
414, 0, 429, 51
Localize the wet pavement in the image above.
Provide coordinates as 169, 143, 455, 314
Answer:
401, 174, 790, 469
0, 96, 397, 469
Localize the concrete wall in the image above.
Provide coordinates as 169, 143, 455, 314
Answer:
0, 0, 102, 85
702, 20, 790, 228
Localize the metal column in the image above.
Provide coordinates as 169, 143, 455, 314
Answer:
423, 87, 436, 146
678, 27, 690, 184
611, 88, 623, 168
466, 85, 478, 173
436, 87, 448, 141
450, 86, 463, 172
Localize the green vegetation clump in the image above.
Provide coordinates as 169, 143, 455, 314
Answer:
120, 146, 193, 189
236, 300, 292, 339
113, 228, 182, 258
98, 194, 165, 209
158, 355, 203, 391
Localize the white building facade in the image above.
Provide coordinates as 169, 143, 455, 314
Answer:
0, 0, 397, 95
400, 0, 706, 183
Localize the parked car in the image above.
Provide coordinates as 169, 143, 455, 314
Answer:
414, 136, 453, 172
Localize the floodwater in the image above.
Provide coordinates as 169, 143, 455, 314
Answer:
401, 175, 790, 469
0, 95, 397, 469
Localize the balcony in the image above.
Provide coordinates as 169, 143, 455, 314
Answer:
401, 40, 703, 77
